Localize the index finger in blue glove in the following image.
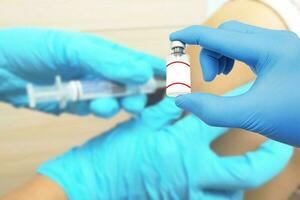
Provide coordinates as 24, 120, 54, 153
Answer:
218, 20, 269, 34
170, 25, 261, 65
172, 21, 266, 82
207, 140, 293, 190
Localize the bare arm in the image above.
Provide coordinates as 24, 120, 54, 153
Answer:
1, 175, 66, 200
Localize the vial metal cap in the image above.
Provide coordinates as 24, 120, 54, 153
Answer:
171, 41, 185, 49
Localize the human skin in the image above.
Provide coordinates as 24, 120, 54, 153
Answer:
2, 0, 300, 199
1, 176, 66, 200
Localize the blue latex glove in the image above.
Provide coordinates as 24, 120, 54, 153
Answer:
0, 28, 164, 117
170, 20, 300, 146
38, 84, 293, 200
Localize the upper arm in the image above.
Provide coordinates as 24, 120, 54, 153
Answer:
1, 175, 67, 200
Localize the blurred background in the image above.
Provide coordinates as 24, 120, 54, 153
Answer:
0, 0, 218, 195
2, 1, 300, 199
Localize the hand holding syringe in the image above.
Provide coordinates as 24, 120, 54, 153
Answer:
27, 76, 165, 109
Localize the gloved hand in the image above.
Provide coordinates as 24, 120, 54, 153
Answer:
38, 84, 293, 200
170, 20, 300, 146
0, 28, 164, 117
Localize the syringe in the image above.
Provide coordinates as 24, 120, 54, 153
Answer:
27, 76, 166, 109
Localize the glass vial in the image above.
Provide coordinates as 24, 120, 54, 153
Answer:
166, 41, 191, 97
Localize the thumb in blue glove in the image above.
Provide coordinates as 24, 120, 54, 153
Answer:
0, 28, 165, 117
170, 20, 300, 146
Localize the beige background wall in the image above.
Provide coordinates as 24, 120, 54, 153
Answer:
0, 0, 206, 195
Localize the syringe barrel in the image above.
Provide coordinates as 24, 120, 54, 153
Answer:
27, 77, 165, 108
78, 79, 160, 100
78, 80, 127, 100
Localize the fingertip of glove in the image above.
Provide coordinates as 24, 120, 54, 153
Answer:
175, 94, 199, 111
169, 32, 176, 41
203, 74, 216, 82
90, 99, 120, 118
175, 95, 188, 108
169, 30, 185, 42
91, 108, 119, 118
121, 95, 147, 114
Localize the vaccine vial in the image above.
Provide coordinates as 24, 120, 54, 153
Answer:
166, 41, 191, 97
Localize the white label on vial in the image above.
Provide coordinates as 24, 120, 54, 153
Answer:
166, 57, 191, 97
